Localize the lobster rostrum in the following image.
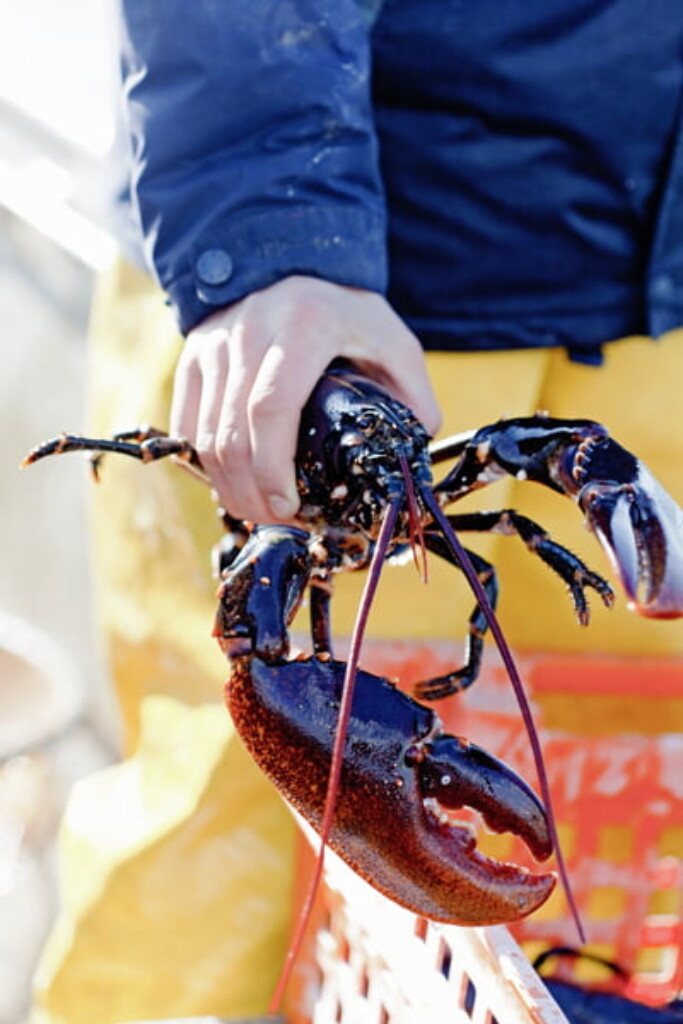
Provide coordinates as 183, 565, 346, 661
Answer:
22, 365, 683, 934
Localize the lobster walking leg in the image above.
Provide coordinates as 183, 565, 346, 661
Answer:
414, 508, 615, 701
443, 509, 615, 623
415, 537, 496, 701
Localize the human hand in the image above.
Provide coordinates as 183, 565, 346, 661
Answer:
170, 275, 441, 523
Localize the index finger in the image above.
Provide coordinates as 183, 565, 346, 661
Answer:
247, 337, 335, 521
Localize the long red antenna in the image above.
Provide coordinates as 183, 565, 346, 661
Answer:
420, 487, 585, 944
268, 496, 402, 1015
419, 487, 585, 942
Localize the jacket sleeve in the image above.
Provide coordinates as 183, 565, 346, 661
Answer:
116, 0, 387, 333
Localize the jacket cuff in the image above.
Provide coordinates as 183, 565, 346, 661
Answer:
164, 204, 388, 334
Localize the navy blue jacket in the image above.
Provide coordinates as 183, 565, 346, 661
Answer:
117, 0, 683, 364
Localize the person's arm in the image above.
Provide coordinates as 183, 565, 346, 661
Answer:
118, 0, 386, 330
117, 1, 440, 520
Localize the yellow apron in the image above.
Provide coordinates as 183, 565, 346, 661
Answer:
33, 261, 683, 1022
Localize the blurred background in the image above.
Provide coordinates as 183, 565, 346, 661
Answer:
1, 1, 122, 1019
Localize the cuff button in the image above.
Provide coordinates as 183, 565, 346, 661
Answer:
196, 248, 233, 286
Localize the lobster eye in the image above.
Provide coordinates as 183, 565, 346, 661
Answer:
356, 412, 379, 435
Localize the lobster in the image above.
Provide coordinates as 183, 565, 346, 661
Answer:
23, 363, 683, 935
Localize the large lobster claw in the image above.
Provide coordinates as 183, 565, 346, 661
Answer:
575, 440, 683, 619
224, 654, 556, 926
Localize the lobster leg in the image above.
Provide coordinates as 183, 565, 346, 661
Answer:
22, 427, 209, 485
445, 510, 614, 623
224, 654, 556, 926
415, 536, 495, 701
415, 508, 613, 701
214, 521, 556, 925
309, 577, 335, 656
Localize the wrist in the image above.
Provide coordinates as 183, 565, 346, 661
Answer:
163, 205, 388, 334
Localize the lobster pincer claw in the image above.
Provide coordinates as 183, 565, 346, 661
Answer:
578, 456, 683, 619
225, 654, 556, 926
413, 735, 553, 863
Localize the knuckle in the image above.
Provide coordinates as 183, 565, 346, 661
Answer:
214, 426, 250, 466
273, 278, 336, 334
196, 430, 255, 519
248, 386, 283, 424
194, 435, 220, 475
220, 493, 251, 521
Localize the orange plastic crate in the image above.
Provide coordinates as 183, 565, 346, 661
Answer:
287, 843, 571, 1024
283, 643, 683, 1022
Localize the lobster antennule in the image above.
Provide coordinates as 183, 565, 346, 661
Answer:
399, 450, 429, 582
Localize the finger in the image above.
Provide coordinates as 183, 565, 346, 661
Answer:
172, 327, 239, 504
170, 319, 261, 517
381, 349, 442, 437
170, 342, 203, 440
193, 331, 230, 461
248, 334, 333, 521
212, 321, 275, 521
341, 303, 442, 436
